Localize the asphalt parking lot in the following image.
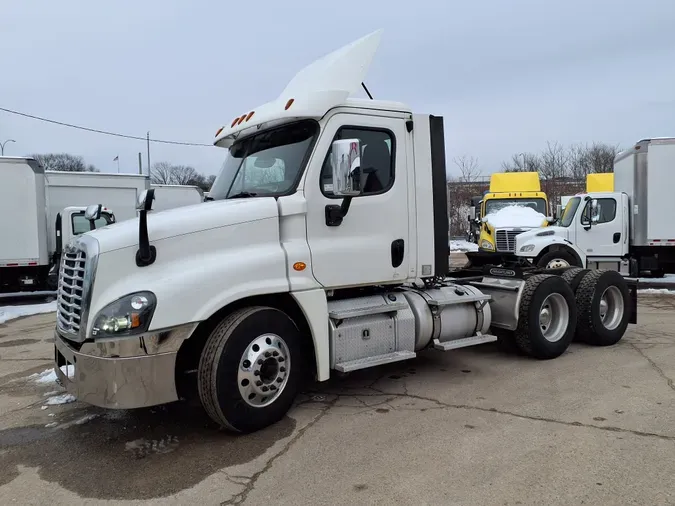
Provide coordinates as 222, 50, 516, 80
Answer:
1, 289, 675, 505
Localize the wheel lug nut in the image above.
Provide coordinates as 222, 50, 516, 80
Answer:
276, 377, 283, 383
256, 380, 263, 386
278, 358, 285, 362
254, 370, 260, 376
264, 351, 271, 357
272, 351, 279, 357
280, 367, 286, 372
262, 386, 269, 392
242, 360, 251, 368
269, 385, 276, 391
257, 359, 263, 365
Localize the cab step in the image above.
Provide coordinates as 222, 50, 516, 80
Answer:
433, 334, 498, 351
334, 350, 417, 373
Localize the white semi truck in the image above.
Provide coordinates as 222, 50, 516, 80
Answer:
515, 139, 674, 277
53, 31, 637, 434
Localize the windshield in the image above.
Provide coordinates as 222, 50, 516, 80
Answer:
484, 198, 547, 215
209, 120, 319, 200
560, 196, 581, 227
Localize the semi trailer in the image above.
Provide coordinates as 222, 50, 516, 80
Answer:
52, 30, 637, 434
515, 139, 673, 276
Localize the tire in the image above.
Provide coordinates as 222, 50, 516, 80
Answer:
514, 274, 577, 360
198, 306, 306, 433
561, 267, 590, 293
575, 270, 630, 346
537, 250, 580, 270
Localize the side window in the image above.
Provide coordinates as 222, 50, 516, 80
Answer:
580, 198, 617, 225
320, 127, 395, 197
71, 213, 111, 235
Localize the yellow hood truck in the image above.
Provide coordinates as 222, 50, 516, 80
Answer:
470, 172, 551, 255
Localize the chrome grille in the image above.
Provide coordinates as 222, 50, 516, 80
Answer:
495, 229, 525, 253
56, 248, 86, 335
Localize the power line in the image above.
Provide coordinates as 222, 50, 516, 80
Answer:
0, 106, 215, 147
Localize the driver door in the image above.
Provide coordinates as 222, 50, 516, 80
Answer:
304, 113, 410, 288
574, 195, 624, 257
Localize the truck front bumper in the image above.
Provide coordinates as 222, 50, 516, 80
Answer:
53, 324, 196, 409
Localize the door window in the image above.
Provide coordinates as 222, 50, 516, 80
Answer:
580, 198, 617, 226
320, 127, 395, 197
71, 213, 113, 235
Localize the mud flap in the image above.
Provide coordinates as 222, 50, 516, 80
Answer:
627, 279, 638, 325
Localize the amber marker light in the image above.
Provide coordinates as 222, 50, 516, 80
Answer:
285, 98, 294, 110
293, 262, 306, 271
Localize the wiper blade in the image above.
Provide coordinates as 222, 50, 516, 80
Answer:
228, 191, 258, 199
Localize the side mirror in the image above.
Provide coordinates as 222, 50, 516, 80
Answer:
556, 204, 562, 219
469, 207, 476, 221
137, 189, 155, 211
329, 139, 362, 197
84, 204, 102, 231
84, 204, 102, 222
481, 216, 488, 224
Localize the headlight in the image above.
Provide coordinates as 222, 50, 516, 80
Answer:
536, 230, 555, 237
520, 244, 536, 252
92, 291, 156, 338
480, 239, 494, 251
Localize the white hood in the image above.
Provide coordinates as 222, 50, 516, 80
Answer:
87, 198, 279, 253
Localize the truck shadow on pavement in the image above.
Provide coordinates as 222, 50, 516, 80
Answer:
0, 402, 295, 500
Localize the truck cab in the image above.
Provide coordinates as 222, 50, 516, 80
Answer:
516, 192, 630, 270
518, 172, 624, 270
472, 172, 551, 254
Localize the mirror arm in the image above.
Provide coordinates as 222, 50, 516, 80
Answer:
135, 209, 157, 267
325, 196, 353, 227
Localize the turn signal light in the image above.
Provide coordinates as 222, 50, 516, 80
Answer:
285, 98, 294, 110
293, 261, 306, 271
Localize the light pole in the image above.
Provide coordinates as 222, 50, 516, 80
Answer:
519, 152, 526, 171
1, 139, 15, 155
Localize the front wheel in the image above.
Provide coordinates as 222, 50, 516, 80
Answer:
198, 306, 306, 433
537, 250, 581, 270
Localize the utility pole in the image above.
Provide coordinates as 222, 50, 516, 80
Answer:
138, 152, 143, 175
146, 132, 151, 177
519, 152, 527, 171
1, 139, 15, 155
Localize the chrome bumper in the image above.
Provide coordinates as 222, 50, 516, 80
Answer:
53, 325, 195, 409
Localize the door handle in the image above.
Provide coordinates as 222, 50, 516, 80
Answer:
613, 232, 621, 244
391, 239, 404, 268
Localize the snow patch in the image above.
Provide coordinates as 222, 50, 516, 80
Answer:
638, 288, 675, 295
45, 394, 76, 406
30, 365, 73, 385
0, 301, 57, 324
637, 274, 675, 284
485, 205, 546, 229
449, 240, 479, 252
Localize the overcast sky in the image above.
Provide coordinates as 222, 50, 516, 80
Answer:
1, 0, 674, 178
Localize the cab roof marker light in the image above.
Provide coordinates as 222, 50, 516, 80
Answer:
285, 98, 294, 110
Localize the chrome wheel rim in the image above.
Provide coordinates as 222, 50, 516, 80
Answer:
238, 333, 290, 408
599, 286, 624, 330
539, 293, 570, 343
546, 258, 570, 269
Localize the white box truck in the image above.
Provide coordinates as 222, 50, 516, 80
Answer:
52, 31, 637, 434
0, 158, 117, 292
515, 139, 674, 276
150, 184, 203, 211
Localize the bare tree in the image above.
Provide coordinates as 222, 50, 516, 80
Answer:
452, 155, 482, 182
31, 153, 98, 172
151, 162, 200, 185
540, 141, 570, 180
